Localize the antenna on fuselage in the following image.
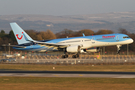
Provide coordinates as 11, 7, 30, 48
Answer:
82, 33, 85, 37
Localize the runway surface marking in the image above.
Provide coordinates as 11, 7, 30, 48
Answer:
0, 71, 135, 78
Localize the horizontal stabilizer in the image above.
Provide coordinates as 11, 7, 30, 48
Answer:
2, 44, 26, 48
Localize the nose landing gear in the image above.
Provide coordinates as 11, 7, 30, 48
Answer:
117, 45, 121, 54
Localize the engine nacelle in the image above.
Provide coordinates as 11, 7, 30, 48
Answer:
85, 47, 100, 53
66, 45, 80, 53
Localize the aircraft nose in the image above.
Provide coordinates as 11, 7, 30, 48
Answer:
130, 39, 134, 43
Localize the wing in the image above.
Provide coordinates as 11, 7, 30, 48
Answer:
32, 40, 68, 48
2, 44, 26, 48
22, 32, 67, 48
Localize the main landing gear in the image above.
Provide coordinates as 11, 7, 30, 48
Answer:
72, 53, 79, 58
62, 53, 79, 58
62, 54, 68, 58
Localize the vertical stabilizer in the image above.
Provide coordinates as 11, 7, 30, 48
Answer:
10, 22, 33, 45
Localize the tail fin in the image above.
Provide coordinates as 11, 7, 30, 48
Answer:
10, 22, 34, 45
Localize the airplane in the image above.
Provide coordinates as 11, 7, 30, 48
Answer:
10, 22, 133, 58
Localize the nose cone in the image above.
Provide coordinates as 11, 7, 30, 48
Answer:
130, 39, 134, 44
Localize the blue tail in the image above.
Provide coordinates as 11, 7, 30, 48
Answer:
10, 22, 34, 45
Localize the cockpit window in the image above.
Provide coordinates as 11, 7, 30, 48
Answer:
123, 36, 129, 39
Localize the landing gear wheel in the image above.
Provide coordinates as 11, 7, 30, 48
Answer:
72, 54, 79, 58
65, 54, 68, 58
62, 54, 68, 58
76, 54, 79, 57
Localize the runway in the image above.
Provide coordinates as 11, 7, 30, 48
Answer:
0, 71, 135, 78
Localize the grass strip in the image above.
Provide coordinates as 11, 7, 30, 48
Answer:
0, 77, 135, 90
0, 64, 135, 72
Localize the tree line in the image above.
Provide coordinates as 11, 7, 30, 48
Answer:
0, 28, 135, 52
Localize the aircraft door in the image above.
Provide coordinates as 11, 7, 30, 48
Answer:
92, 37, 95, 44
116, 35, 119, 41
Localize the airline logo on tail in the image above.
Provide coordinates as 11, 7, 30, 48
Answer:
16, 32, 23, 40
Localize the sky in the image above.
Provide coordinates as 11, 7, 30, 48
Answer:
0, 0, 135, 16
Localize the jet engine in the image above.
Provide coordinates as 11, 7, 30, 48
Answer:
84, 47, 100, 53
66, 45, 81, 53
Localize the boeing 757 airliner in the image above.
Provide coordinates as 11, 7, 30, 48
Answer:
10, 22, 133, 58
